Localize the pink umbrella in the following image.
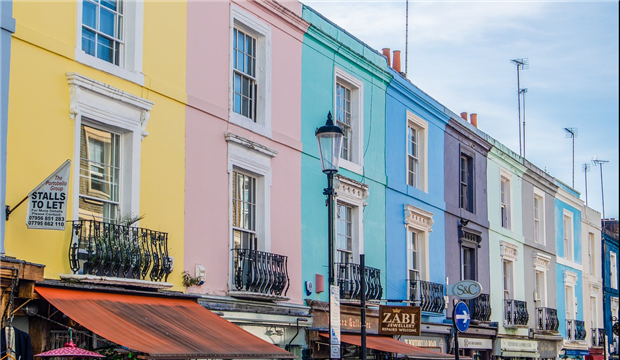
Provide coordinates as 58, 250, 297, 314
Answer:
35, 329, 104, 358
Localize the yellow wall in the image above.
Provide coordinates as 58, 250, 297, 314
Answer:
6, 1, 187, 290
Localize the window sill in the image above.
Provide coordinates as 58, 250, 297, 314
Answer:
229, 112, 272, 138
339, 158, 363, 175
75, 51, 144, 86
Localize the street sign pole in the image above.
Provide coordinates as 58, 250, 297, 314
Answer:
453, 299, 459, 360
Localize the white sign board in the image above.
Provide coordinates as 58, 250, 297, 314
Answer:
330, 285, 341, 359
26, 160, 71, 230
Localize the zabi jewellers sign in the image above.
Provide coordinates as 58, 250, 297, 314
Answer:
378, 306, 421, 336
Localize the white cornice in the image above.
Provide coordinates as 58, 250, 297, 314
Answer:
224, 132, 278, 158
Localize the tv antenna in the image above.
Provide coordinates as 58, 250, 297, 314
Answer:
511, 58, 529, 156
564, 127, 578, 188
582, 163, 591, 206
592, 156, 609, 226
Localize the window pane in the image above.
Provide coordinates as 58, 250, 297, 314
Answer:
100, 9, 115, 37
101, 0, 117, 11
82, 1, 97, 29
82, 28, 96, 56
97, 35, 113, 62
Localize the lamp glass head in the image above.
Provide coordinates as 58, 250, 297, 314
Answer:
315, 112, 344, 174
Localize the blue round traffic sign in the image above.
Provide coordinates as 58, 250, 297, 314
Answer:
453, 301, 470, 332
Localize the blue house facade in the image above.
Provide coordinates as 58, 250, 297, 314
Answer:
300, 5, 391, 358
555, 180, 589, 357
1, 0, 15, 255
385, 65, 450, 350
602, 223, 619, 359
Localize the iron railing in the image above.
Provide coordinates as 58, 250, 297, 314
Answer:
409, 280, 445, 314
69, 219, 171, 282
536, 307, 560, 332
592, 328, 605, 347
566, 319, 587, 341
468, 293, 491, 321
335, 262, 382, 301
504, 299, 529, 327
232, 249, 289, 296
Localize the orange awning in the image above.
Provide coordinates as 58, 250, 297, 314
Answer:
36, 286, 295, 359
320, 333, 455, 359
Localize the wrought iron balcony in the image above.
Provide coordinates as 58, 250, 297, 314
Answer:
592, 328, 605, 347
467, 293, 491, 321
409, 280, 445, 314
535, 307, 559, 332
232, 249, 289, 297
504, 299, 529, 327
69, 219, 171, 282
566, 319, 586, 341
335, 262, 383, 301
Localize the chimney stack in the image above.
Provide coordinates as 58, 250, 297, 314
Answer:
460, 112, 468, 121
393, 50, 401, 73
470, 113, 478, 127
382, 48, 391, 67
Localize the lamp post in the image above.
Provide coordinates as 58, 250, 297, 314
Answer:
316, 112, 344, 360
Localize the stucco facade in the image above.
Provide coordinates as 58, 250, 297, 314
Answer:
444, 113, 495, 359
183, 0, 310, 354
521, 159, 563, 358
555, 180, 589, 355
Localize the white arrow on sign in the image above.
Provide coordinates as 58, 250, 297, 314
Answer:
456, 311, 470, 325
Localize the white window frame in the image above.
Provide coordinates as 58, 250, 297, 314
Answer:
406, 111, 428, 192
500, 170, 512, 230
611, 251, 618, 290
336, 202, 354, 264
590, 294, 598, 330
230, 5, 272, 138
67, 73, 153, 222
533, 252, 551, 307
589, 232, 596, 275
334, 67, 363, 174
404, 205, 433, 286
334, 175, 368, 264
564, 270, 578, 321
226, 133, 277, 258
563, 209, 574, 261
500, 241, 518, 300
533, 187, 546, 245
75, 0, 144, 85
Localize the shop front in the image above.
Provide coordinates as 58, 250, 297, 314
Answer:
458, 337, 494, 360
25, 285, 295, 359
494, 338, 540, 360
307, 301, 456, 359
537, 339, 561, 360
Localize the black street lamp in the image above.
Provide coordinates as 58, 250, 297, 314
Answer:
316, 111, 343, 360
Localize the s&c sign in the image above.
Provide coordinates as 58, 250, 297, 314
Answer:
450, 280, 483, 299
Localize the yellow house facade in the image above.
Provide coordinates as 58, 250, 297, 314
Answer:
4, 1, 187, 289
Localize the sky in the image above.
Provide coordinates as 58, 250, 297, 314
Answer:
302, 0, 619, 221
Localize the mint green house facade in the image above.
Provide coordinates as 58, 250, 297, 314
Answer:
299, 5, 391, 340
486, 137, 538, 358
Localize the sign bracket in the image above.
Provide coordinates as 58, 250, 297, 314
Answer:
5, 195, 28, 221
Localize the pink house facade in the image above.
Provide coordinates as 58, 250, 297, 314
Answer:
185, 0, 310, 353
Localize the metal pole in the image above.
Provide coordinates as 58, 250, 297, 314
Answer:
517, 65, 522, 156
327, 172, 336, 360
585, 165, 589, 207
599, 164, 606, 224
572, 135, 575, 188
454, 299, 460, 360
522, 89, 526, 158
405, 0, 408, 76
361, 254, 367, 360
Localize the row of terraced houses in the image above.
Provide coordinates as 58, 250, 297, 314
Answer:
1, 1, 618, 360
